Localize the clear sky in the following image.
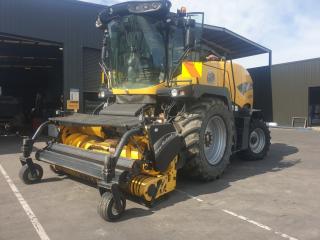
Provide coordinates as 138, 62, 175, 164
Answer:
79, 0, 320, 68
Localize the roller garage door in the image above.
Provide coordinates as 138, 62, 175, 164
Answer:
0, 34, 63, 134
83, 48, 102, 113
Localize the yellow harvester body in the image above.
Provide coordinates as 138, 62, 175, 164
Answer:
112, 61, 253, 108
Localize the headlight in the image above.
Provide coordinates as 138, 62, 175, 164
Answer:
98, 88, 113, 99
171, 89, 178, 97
98, 90, 105, 99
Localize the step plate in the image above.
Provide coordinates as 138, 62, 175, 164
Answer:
50, 113, 141, 128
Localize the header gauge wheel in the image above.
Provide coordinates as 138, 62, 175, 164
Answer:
98, 191, 126, 222
19, 163, 43, 184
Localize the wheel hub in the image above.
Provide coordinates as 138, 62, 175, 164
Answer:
250, 135, 258, 145
27, 169, 40, 181
204, 116, 227, 165
111, 204, 122, 216
249, 128, 266, 154
204, 131, 213, 147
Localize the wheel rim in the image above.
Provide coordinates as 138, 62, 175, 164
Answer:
111, 204, 120, 216
27, 169, 39, 181
204, 115, 227, 165
249, 128, 266, 154
111, 200, 123, 216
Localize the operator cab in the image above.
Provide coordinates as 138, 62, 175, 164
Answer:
95, 0, 253, 110
96, 0, 202, 92
107, 14, 166, 89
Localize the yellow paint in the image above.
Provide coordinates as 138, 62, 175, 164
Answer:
175, 61, 253, 108
101, 72, 105, 85
128, 158, 177, 202
112, 82, 166, 95
181, 61, 203, 79
59, 58, 254, 203
60, 126, 144, 160
67, 100, 79, 111
59, 126, 177, 202
106, 60, 253, 108
201, 61, 254, 108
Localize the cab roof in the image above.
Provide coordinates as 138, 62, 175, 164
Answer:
202, 24, 271, 60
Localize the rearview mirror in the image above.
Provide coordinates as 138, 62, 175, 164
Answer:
185, 19, 196, 49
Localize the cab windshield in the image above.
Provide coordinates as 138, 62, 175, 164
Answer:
107, 15, 166, 89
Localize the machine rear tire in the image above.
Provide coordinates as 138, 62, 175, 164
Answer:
175, 98, 234, 181
238, 119, 271, 160
19, 163, 43, 184
98, 191, 126, 221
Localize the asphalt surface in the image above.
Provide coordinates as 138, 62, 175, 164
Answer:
0, 128, 319, 240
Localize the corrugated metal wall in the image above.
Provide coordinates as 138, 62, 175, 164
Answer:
0, 0, 105, 111
83, 48, 101, 92
271, 58, 320, 125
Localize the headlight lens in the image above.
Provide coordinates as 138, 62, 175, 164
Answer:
171, 89, 178, 97
98, 90, 105, 99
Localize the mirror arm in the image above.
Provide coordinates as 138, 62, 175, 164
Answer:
100, 30, 111, 89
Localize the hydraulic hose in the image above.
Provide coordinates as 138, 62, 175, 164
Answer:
104, 127, 142, 182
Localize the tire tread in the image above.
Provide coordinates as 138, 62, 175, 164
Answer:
175, 98, 234, 181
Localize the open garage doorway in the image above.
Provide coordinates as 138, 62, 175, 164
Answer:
309, 87, 320, 126
0, 34, 63, 135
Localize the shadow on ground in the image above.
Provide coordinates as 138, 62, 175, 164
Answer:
5, 140, 299, 221
115, 143, 301, 221
118, 142, 300, 220
66, 142, 300, 221
155, 143, 300, 210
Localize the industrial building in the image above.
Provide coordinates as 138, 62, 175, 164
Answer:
0, 0, 318, 129
271, 58, 320, 127
0, 0, 105, 126
248, 58, 320, 127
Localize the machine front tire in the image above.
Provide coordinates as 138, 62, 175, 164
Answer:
98, 191, 126, 221
19, 163, 43, 184
175, 98, 234, 181
238, 119, 271, 160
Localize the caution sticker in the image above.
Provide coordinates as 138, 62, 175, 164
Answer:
67, 100, 79, 111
